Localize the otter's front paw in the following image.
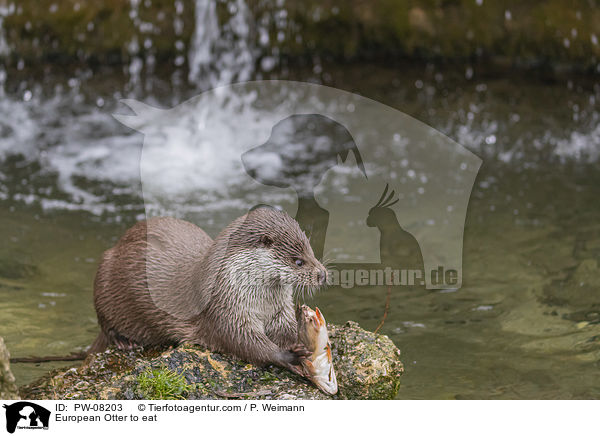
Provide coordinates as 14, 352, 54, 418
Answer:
276, 348, 311, 377
289, 343, 312, 364
287, 362, 309, 377
276, 346, 309, 365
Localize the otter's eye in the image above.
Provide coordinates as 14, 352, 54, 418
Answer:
259, 235, 273, 247
295, 258, 304, 267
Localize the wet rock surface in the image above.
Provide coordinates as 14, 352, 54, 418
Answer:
21, 322, 403, 400
0, 336, 20, 400
543, 258, 600, 324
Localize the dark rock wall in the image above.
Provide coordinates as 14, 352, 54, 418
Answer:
1, 0, 598, 70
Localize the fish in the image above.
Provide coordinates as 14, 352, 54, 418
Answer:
296, 304, 338, 395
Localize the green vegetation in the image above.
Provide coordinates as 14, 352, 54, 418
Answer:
136, 366, 190, 400
21, 324, 403, 400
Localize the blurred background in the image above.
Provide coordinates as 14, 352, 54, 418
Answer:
0, 0, 599, 398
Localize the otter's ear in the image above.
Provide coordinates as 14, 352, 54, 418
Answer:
259, 235, 273, 247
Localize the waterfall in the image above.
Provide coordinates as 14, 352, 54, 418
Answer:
188, 0, 257, 88
0, 3, 14, 96
121, 0, 279, 91
0, 7, 9, 56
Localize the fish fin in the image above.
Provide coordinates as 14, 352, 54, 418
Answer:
310, 309, 321, 328
315, 307, 326, 327
326, 344, 332, 362
302, 359, 316, 373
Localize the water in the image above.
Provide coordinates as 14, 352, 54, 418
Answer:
188, 0, 256, 87
1, 2, 600, 399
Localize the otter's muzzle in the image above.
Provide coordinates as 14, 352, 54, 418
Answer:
317, 269, 328, 286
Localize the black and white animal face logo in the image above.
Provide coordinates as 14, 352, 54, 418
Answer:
3, 402, 50, 433
114, 80, 480, 313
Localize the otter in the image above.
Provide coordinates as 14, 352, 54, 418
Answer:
89, 207, 327, 374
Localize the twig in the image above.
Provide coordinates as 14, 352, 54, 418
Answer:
213, 389, 273, 398
10, 352, 86, 363
374, 279, 392, 334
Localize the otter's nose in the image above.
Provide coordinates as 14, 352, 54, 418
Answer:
317, 269, 328, 286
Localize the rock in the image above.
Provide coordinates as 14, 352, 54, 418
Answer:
542, 258, 600, 325
572, 258, 599, 285
0, 258, 38, 280
408, 8, 434, 36
329, 322, 403, 399
0, 337, 20, 400
20, 322, 403, 400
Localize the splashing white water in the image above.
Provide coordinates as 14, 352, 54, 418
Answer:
0, 0, 597, 218
188, 0, 256, 88
0, 3, 14, 96
555, 123, 600, 162
0, 4, 11, 56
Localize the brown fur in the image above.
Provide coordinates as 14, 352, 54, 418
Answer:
91, 208, 326, 371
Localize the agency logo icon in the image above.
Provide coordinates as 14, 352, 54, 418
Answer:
2, 402, 50, 433
113, 80, 481, 318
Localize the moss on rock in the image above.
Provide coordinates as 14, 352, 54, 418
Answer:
20, 322, 404, 400
1, 0, 598, 70
2, 0, 196, 65
0, 337, 20, 400
137, 366, 191, 400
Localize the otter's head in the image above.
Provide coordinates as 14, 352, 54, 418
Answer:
222, 207, 327, 297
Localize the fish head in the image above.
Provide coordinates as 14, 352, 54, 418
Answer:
296, 304, 329, 353
296, 304, 320, 351
296, 304, 338, 396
